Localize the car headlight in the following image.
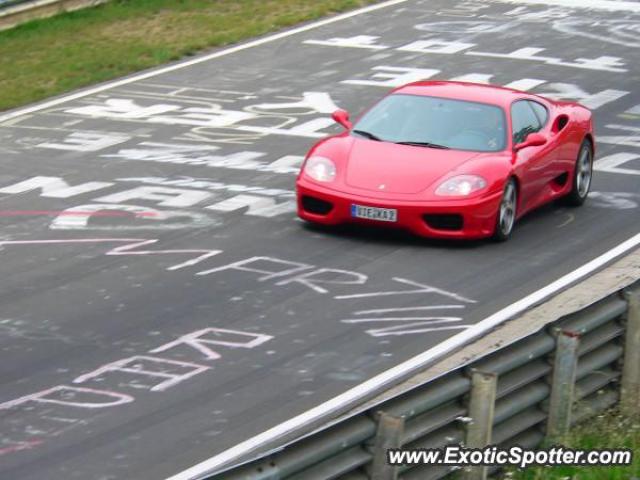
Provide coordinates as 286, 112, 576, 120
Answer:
304, 156, 336, 182
435, 175, 487, 196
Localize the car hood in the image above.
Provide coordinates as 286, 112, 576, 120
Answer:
344, 138, 481, 194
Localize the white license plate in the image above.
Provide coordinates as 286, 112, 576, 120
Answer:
351, 204, 398, 222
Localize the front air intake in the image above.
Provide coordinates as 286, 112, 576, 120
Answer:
302, 196, 333, 215
423, 214, 464, 231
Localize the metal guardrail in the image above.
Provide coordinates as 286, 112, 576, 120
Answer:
0, 0, 33, 8
0, 0, 108, 32
217, 281, 640, 480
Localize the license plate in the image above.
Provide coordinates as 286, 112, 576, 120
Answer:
351, 204, 398, 222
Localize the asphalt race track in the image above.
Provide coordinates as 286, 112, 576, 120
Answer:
1, 1, 639, 479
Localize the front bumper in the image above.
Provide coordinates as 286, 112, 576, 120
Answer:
296, 181, 503, 239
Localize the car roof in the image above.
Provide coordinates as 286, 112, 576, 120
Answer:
393, 81, 546, 108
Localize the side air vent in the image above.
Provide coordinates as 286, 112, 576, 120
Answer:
553, 114, 569, 133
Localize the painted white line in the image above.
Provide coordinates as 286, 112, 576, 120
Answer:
0, 238, 141, 245
0, 0, 409, 124
493, 0, 640, 12
167, 232, 640, 480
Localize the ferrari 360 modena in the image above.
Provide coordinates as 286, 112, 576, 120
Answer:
296, 81, 595, 241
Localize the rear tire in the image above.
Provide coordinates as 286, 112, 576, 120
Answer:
492, 178, 517, 242
565, 140, 593, 207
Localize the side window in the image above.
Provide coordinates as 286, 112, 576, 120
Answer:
511, 100, 541, 145
528, 100, 549, 126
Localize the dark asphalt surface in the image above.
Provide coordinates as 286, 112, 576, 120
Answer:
1, 1, 639, 479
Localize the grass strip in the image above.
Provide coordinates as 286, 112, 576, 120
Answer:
0, 0, 380, 111
507, 409, 640, 479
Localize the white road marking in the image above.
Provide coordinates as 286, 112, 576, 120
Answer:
353, 305, 465, 315
341, 317, 463, 323
166, 232, 640, 479
0, 238, 222, 271
72, 355, 210, 393
596, 153, 640, 176
0, 0, 410, 125
366, 323, 472, 337
493, 0, 640, 12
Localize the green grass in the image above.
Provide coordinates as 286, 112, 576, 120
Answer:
0, 0, 380, 111
507, 409, 640, 479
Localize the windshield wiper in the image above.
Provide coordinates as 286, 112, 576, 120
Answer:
352, 129, 382, 141
396, 141, 450, 149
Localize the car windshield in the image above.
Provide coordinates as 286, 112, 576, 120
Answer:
352, 93, 506, 152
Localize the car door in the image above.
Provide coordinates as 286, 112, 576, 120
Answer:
511, 100, 556, 211
528, 99, 566, 180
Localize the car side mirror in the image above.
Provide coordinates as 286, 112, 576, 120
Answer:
332, 109, 353, 130
514, 132, 547, 152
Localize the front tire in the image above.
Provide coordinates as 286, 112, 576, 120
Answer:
565, 140, 593, 206
493, 178, 517, 242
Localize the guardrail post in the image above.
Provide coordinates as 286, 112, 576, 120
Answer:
547, 329, 580, 440
621, 288, 640, 417
462, 370, 497, 480
370, 411, 404, 480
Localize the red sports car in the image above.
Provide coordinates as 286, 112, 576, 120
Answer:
296, 81, 594, 241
